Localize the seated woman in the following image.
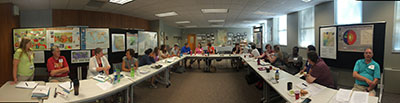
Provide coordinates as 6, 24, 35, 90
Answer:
121, 49, 138, 72
159, 45, 170, 60
231, 43, 243, 54
139, 49, 158, 88
205, 42, 216, 72
266, 45, 285, 69
88, 48, 111, 78
194, 43, 204, 69
258, 44, 274, 62
249, 43, 260, 58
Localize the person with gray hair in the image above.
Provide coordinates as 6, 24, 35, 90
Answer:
88, 48, 111, 78
352, 48, 380, 96
46, 45, 71, 82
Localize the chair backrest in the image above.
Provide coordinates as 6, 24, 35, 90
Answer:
330, 71, 339, 89
34, 67, 49, 82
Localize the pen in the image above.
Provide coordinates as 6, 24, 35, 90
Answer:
302, 83, 308, 87
25, 82, 28, 86
54, 88, 57, 98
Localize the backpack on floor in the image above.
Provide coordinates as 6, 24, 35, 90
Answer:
175, 66, 186, 73
245, 71, 260, 84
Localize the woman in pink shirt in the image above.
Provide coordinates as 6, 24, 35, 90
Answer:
194, 43, 204, 69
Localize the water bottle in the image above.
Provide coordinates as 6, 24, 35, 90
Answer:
257, 58, 261, 65
275, 70, 280, 80
130, 64, 135, 77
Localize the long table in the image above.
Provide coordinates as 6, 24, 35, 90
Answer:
0, 54, 379, 103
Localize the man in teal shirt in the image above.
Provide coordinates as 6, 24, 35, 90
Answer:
352, 48, 380, 96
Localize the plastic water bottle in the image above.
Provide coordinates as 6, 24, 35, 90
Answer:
275, 70, 280, 80
130, 64, 135, 77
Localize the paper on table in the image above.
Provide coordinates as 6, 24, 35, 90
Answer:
305, 83, 326, 96
96, 82, 113, 90
16, 81, 38, 89
350, 91, 368, 103
336, 89, 352, 102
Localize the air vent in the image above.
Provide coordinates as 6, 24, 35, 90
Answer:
86, 0, 106, 8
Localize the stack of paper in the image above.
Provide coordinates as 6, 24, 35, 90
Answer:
96, 82, 113, 90
335, 89, 352, 103
31, 86, 50, 99
58, 82, 74, 93
15, 82, 38, 89
93, 75, 110, 82
350, 91, 368, 103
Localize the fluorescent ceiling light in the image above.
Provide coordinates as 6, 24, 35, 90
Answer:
211, 25, 223, 27
186, 25, 197, 28
109, 0, 133, 5
302, 0, 312, 3
176, 21, 191, 24
254, 11, 275, 16
208, 20, 225, 23
155, 12, 178, 17
201, 9, 228, 14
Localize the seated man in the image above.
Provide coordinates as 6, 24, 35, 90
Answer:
305, 51, 334, 88
286, 46, 303, 75
352, 48, 380, 96
47, 46, 70, 82
170, 43, 180, 56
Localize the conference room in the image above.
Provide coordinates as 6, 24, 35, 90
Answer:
0, 0, 399, 103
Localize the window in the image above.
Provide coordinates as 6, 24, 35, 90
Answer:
335, 0, 362, 24
273, 15, 287, 45
298, 7, 315, 48
393, 1, 400, 52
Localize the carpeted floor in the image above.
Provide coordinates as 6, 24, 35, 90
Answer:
132, 60, 263, 103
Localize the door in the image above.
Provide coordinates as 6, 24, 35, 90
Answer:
187, 34, 196, 52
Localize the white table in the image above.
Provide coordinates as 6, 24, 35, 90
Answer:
0, 81, 45, 103
241, 55, 378, 103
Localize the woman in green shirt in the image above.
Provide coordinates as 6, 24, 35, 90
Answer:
12, 38, 35, 84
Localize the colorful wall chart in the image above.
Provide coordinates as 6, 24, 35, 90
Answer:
71, 50, 91, 63
338, 25, 374, 52
111, 34, 125, 52
13, 28, 48, 50
81, 28, 110, 50
215, 29, 228, 46
47, 27, 80, 50
320, 27, 337, 59
126, 32, 138, 52
138, 31, 157, 55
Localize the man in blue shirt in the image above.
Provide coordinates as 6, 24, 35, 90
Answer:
181, 43, 191, 55
299, 45, 316, 74
352, 48, 380, 96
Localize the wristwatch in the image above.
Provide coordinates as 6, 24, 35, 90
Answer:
365, 88, 370, 92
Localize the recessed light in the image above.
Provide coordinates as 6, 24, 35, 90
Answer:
186, 25, 197, 28
155, 12, 178, 17
176, 21, 191, 24
211, 25, 223, 27
201, 9, 228, 14
208, 20, 225, 23
109, 0, 133, 5
302, 0, 312, 3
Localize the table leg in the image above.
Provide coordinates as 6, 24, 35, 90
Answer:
130, 85, 134, 103
262, 81, 270, 103
164, 69, 171, 88
126, 87, 129, 103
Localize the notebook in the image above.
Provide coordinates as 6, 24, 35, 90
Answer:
31, 86, 50, 99
93, 74, 110, 82
58, 82, 74, 93
15, 82, 38, 89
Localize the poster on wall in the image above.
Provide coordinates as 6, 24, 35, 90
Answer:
138, 31, 157, 55
46, 27, 80, 50
81, 28, 109, 50
71, 50, 91, 63
111, 34, 125, 52
13, 28, 48, 50
33, 51, 45, 63
126, 32, 138, 52
338, 25, 373, 52
215, 29, 227, 46
320, 27, 337, 59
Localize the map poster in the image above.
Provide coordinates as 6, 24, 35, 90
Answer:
13, 28, 48, 50
112, 34, 125, 52
320, 27, 337, 59
46, 27, 80, 50
126, 32, 138, 52
338, 25, 374, 52
138, 31, 157, 55
82, 28, 110, 50
71, 50, 90, 63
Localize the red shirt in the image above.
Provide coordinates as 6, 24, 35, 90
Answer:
47, 56, 69, 77
208, 46, 215, 54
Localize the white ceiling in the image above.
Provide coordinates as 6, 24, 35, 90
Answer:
1, 0, 331, 28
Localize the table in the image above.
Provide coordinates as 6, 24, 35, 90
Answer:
241, 55, 378, 103
0, 81, 45, 103
0, 55, 379, 103
183, 54, 242, 72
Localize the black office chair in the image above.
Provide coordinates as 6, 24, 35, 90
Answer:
34, 67, 49, 82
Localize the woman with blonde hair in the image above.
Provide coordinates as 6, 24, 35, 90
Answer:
12, 38, 35, 84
